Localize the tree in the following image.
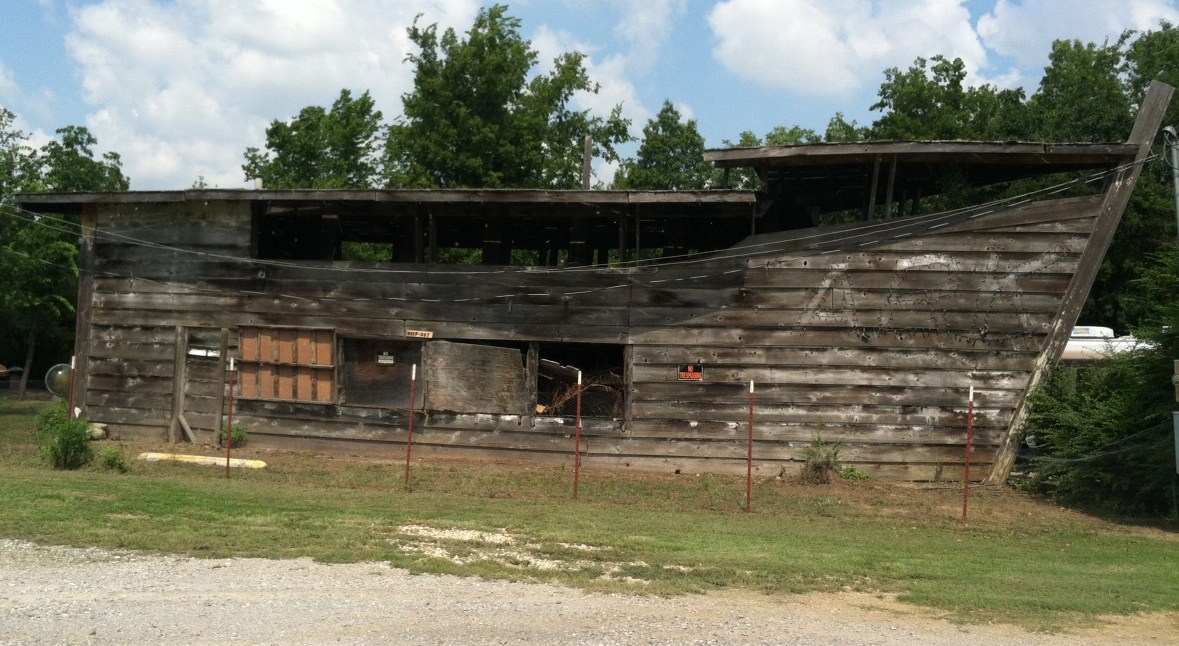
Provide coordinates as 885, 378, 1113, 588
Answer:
1124, 21, 1179, 131
824, 113, 865, 142
0, 121, 128, 396
386, 4, 630, 189
1028, 40, 1131, 142
614, 101, 712, 190
869, 55, 1008, 141
243, 89, 383, 189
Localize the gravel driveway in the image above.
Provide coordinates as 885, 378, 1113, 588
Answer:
1, 539, 1173, 645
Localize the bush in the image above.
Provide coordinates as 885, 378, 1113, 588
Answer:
800, 435, 842, 484
217, 424, 247, 448
36, 402, 93, 470
98, 445, 129, 473
1020, 249, 1179, 516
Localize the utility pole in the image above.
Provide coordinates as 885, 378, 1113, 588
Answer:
1165, 126, 1179, 241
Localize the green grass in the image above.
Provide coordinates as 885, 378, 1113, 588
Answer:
1, 395, 1176, 630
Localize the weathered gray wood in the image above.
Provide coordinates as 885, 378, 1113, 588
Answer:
424, 341, 527, 415
168, 326, 185, 443
73, 205, 97, 417
629, 326, 1046, 351
630, 382, 1024, 407
632, 345, 1038, 371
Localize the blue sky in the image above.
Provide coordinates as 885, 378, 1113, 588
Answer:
3, 0, 1178, 190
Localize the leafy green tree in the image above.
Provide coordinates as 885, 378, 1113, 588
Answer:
614, 100, 712, 190
1, 120, 127, 396
30, 126, 129, 192
243, 89, 383, 189
869, 55, 1006, 140
386, 4, 630, 188
1028, 40, 1131, 142
824, 113, 865, 142
1124, 21, 1179, 130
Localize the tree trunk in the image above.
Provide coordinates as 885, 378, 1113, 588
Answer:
18, 328, 34, 400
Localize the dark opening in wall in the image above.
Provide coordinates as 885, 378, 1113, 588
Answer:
536, 343, 624, 418
341, 338, 422, 408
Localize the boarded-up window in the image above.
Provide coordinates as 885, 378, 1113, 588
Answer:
238, 327, 335, 403
424, 340, 527, 415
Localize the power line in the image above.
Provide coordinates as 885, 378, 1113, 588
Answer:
0, 154, 1157, 308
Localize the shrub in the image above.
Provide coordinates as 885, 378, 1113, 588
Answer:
217, 424, 247, 448
1020, 248, 1179, 516
36, 402, 93, 470
839, 466, 873, 481
98, 445, 129, 473
800, 435, 842, 484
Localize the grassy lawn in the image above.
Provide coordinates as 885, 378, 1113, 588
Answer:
2, 394, 1176, 630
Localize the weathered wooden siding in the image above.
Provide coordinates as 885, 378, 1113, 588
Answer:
628, 196, 1100, 479
78, 192, 1098, 480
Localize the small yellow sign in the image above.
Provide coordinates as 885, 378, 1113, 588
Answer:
405, 330, 434, 339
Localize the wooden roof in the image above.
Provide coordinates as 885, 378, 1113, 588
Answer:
16, 188, 757, 219
705, 140, 1141, 217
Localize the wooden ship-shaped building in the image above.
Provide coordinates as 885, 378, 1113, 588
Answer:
17, 82, 1173, 482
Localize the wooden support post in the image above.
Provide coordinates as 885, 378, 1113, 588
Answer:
865, 156, 881, 220
884, 155, 898, 219
71, 204, 97, 417
215, 328, 229, 439
526, 342, 539, 428
169, 326, 187, 444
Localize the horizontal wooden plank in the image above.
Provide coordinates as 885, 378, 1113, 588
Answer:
936, 195, 1101, 232
757, 250, 1079, 273
630, 325, 1047, 352
86, 390, 172, 412
89, 340, 175, 361
87, 375, 175, 394
92, 292, 634, 328
742, 267, 1074, 293
91, 324, 179, 345
632, 365, 1030, 389
628, 400, 1009, 428
90, 308, 408, 338
629, 382, 1024, 407
84, 405, 170, 428
737, 289, 1063, 313
89, 357, 176, 379
628, 306, 1054, 333
622, 418, 1005, 445
632, 345, 1039, 371
873, 232, 1090, 254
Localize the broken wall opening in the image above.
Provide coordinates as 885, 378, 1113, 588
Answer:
536, 343, 625, 418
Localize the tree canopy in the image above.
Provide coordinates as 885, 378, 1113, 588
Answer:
613, 101, 712, 190
385, 4, 630, 188
1, 115, 128, 394
243, 89, 383, 189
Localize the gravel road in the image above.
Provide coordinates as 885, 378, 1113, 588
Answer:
2, 539, 1174, 645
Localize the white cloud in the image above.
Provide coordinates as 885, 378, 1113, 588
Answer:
0, 62, 18, 103
64, 0, 481, 189
532, 25, 650, 132
610, 0, 686, 74
707, 0, 987, 97
531, 25, 647, 185
978, 0, 1179, 66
